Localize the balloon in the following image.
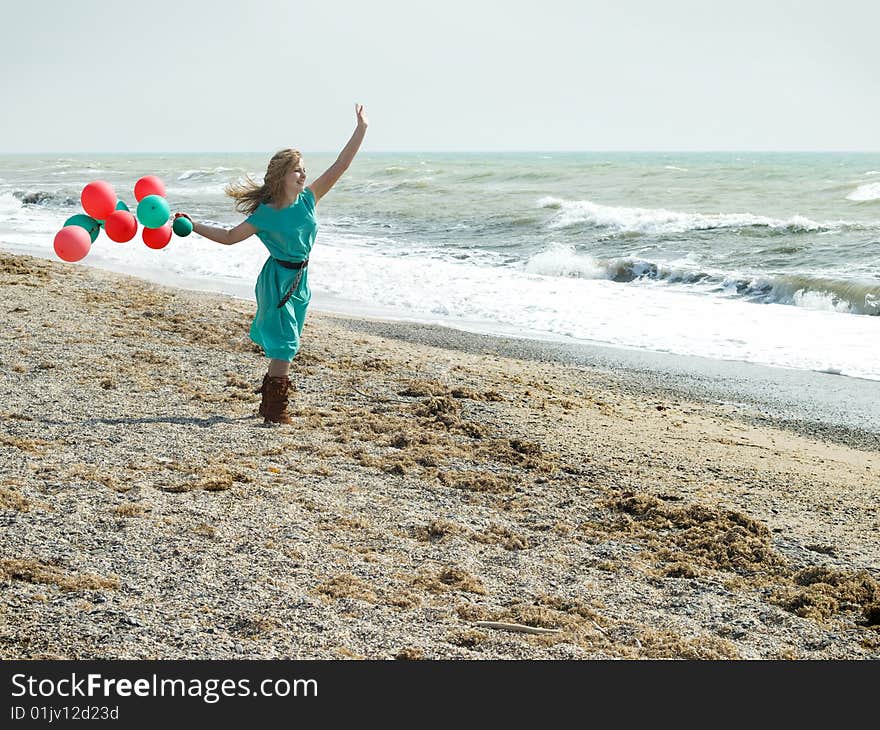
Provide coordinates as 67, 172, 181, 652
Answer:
53, 226, 91, 262
143, 223, 172, 249
172, 216, 193, 237
134, 175, 166, 201
104, 210, 138, 242
116, 199, 130, 212
136, 194, 170, 228
81, 180, 117, 220
63, 213, 101, 243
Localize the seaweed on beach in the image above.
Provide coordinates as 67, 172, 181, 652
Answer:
0, 434, 53, 454
446, 629, 489, 648
315, 573, 421, 611
772, 567, 880, 623
475, 438, 558, 473
315, 574, 379, 603
0, 486, 30, 511
470, 523, 530, 551
0, 559, 119, 592
412, 566, 486, 595
411, 519, 467, 542
604, 491, 787, 574
605, 492, 880, 627
394, 647, 425, 660
633, 628, 742, 660
453, 596, 608, 652
398, 380, 451, 398
111, 503, 147, 518
0, 255, 50, 283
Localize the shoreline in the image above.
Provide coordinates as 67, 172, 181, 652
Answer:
1, 249, 878, 660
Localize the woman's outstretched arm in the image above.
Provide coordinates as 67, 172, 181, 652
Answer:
174, 214, 256, 245
307, 104, 369, 204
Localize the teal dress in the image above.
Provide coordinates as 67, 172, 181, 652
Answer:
245, 187, 317, 361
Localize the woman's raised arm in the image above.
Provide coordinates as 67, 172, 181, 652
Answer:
307, 104, 369, 204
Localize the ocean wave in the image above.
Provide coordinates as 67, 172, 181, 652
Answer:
846, 182, 880, 201
458, 171, 496, 181
177, 167, 240, 181
391, 177, 434, 191
12, 190, 79, 208
525, 245, 880, 315
353, 177, 437, 194
537, 196, 829, 235
740, 274, 880, 315
526, 247, 714, 285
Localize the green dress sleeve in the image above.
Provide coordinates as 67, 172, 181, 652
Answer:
245, 204, 265, 230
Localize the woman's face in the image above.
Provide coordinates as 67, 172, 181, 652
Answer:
285, 161, 307, 193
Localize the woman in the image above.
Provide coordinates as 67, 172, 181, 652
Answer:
175, 104, 368, 424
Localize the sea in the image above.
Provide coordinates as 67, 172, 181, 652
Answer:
1, 152, 878, 380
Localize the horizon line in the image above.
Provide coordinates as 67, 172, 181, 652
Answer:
2, 149, 880, 156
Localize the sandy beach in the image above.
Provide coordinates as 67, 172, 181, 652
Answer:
1, 249, 878, 660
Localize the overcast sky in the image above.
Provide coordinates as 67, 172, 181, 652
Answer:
2, 0, 878, 153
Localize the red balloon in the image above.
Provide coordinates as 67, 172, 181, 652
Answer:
142, 223, 172, 249
104, 210, 138, 242
81, 180, 117, 220
134, 175, 166, 201
53, 226, 91, 262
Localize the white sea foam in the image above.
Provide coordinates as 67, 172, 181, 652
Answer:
308, 239, 880, 380
790, 289, 854, 314
0, 192, 59, 233
0, 192, 22, 216
817, 367, 843, 375
846, 182, 880, 201
524, 246, 698, 286
537, 197, 825, 234
524, 245, 607, 279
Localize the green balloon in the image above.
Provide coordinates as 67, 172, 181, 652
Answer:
64, 214, 101, 243
172, 216, 193, 237
136, 195, 170, 229
116, 200, 129, 212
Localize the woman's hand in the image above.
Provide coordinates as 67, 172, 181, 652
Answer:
355, 103, 368, 129
173, 212, 193, 223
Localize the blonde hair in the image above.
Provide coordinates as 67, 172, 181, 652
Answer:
225, 148, 303, 216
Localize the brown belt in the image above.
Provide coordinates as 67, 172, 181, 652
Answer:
274, 258, 309, 308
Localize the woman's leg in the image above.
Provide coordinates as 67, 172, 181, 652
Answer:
267, 358, 291, 378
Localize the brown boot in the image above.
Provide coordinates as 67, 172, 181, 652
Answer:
261, 376, 293, 424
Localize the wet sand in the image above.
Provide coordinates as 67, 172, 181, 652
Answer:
1, 250, 878, 659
